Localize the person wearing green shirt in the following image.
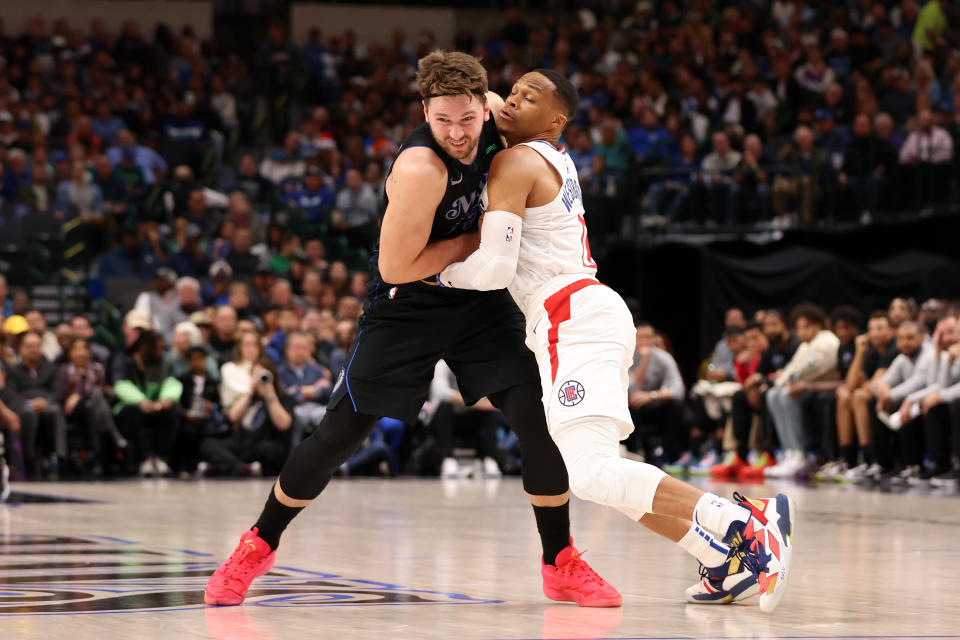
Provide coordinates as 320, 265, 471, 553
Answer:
913, 0, 950, 53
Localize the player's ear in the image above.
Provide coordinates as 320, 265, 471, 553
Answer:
553, 111, 568, 132
422, 99, 429, 120
483, 99, 491, 122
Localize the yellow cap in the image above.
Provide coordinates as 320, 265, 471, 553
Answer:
2, 315, 28, 335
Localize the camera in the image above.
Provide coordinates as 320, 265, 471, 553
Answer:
257, 370, 273, 385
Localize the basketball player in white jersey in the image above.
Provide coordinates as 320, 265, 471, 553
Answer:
439, 70, 796, 613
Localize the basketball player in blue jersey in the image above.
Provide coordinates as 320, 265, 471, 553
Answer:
205, 52, 620, 608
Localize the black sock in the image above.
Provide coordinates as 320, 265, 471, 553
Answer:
863, 443, 876, 465
253, 488, 304, 551
533, 502, 570, 566
841, 444, 858, 468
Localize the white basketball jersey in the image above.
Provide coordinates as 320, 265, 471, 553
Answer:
482, 140, 597, 317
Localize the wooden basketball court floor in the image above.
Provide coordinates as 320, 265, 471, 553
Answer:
1, 476, 957, 639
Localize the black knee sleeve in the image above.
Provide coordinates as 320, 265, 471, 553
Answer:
278, 402, 378, 501
488, 383, 569, 496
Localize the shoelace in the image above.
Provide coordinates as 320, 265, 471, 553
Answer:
223, 540, 264, 581
561, 549, 606, 588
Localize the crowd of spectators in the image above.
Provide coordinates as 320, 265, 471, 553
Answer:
628, 297, 960, 486
2, 5, 960, 489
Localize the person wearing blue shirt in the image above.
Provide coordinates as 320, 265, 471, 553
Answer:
91, 102, 127, 145
277, 331, 331, 445
98, 226, 163, 282
627, 109, 674, 163
285, 166, 335, 222
106, 129, 169, 185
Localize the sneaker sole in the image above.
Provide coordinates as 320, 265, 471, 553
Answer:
686, 580, 759, 604
203, 554, 276, 606
758, 494, 795, 614
543, 582, 622, 608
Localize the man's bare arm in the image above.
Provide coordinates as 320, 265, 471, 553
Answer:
378, 148, 477, 284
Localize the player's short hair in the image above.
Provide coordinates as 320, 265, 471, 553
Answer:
533, 68, 579, 119
416, 51, 488, 105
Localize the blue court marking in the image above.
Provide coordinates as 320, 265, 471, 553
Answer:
87, 535, 137, 545
159, 548, 213, 557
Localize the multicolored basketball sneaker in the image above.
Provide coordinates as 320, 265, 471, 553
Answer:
204, 527, 276, 605
542, 538, 622, 607
723, 492, 796, 614
685, 549, 760, 604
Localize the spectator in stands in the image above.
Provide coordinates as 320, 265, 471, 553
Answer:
699, 130, 742, 225
209, 305, 238, 365
911, 0, 950, 55
839, 114, 897, 219
626, 322, 686, 465
828, 312, 899, 481
0, 361, 26, 480
765, 304, 839, 478
735, 133, 774, 222
57, 159, 103, 221
333, 168, 379, 248
66, 115, 102, 157
260, 131, 306, 186
203, 261, 233, 307
231, 153, 273, 206
920, 338, 960, 484
133, 268, 178, 341
889, 297, 919, 327
205, 330, 292, 476
61, 338, 125, 474
98, 223, 163, 282
90, 101, 126, 145
183, 188, 223, 240
773, 125, 832, 225
898, 108, 953, 207
174, 345, 220, 476
166, 321, 218, 381
7, 331, 68, 479
705, 308, 747, 382
224, 191, 267, 244
167, 224, 210, 279
24, 310, 60, 363
106, 129, 168, 185
278, 331, 331, 445
228, 283, 256, 323
2, 148, 30, 200
113, 329, 182, 477
225, 227, 259, 279
868, 320, 927, 480
70, 315, 110, 365
286, 165, 335, 224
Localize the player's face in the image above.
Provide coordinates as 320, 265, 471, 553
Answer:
500, 73, 565, 143
423, 94, 487, 162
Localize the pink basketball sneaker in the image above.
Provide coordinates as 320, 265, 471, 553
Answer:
204, 527, 276, 606
541, 538, 622, 607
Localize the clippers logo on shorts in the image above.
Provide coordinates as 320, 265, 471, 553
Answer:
505, 226, 514, 242
558, 380, 585, 407
388, 286, 398, 299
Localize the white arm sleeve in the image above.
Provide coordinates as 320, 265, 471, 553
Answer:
437, 210, 522, 291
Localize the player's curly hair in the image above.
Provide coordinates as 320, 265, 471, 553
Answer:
416, 51, 488, 104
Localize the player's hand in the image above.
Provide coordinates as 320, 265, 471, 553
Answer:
139, 399, 156, 413
637, 345, 652, 359
855, 333, 870, 351
922, 392, 940, 415
629, 390, 651, 408
949, 343, 960, 361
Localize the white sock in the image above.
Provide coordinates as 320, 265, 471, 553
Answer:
693, 492, 749, 539
677, 522, 730, 568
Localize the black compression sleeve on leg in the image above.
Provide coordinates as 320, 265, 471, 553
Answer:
277, 402, 379, 501
488, 382, 569, 496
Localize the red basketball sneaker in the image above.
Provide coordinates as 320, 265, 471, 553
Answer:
204, 527, 276, 605
542, 539, 622, 607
